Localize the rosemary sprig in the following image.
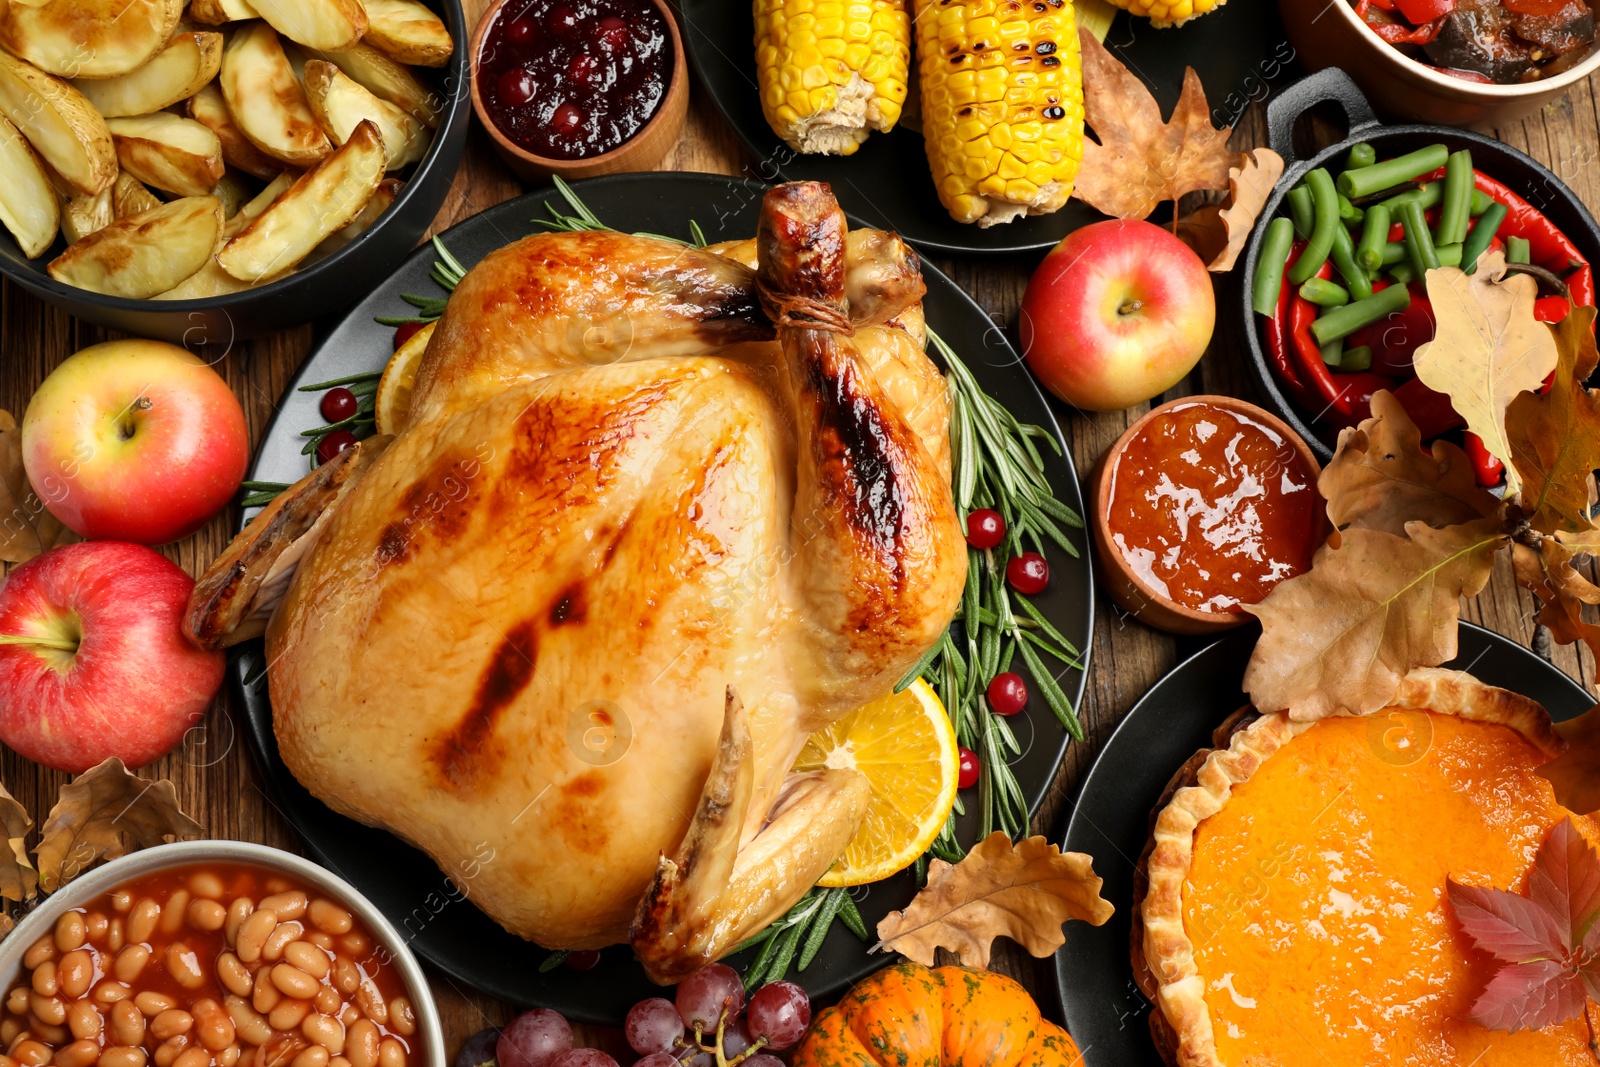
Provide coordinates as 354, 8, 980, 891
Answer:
733, 887, 868, 987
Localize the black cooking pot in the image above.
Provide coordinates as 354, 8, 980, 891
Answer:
1239, 68, 1600, 461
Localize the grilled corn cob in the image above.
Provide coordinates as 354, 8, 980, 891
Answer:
1102, 0, 1223, 28
914, 0, 1085, 227
755, 0, 911, 156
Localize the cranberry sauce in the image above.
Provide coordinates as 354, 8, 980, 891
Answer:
477, 0, 671, 160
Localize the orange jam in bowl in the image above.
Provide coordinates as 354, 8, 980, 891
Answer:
1103, 398, 1322, 619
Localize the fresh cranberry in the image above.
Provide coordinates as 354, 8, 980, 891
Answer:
394, 321, 424, 349
505, 15, 535, 45
317, 430, 358, 465
551, 102, 583, 134
320, 387, 358, 423
565, 950, 601, 971
957, 747, 980, 789
986, 672, 1028, 716
595, 15, 629, 50
965, 508, 1005, 550
1006, 552, 1049, 595
549, 6, 579, 34
498, 67, 536, 107
567, 53, 597, 83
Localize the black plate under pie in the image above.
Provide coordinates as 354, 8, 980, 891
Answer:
1053, 621, 1593, 1066
678, 0, 1295, 254
233, 172, 1094, 1021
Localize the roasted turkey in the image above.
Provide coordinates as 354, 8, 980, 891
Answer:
187, 183, 967, 982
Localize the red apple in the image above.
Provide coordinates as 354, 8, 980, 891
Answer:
22, 340, 249, 545
1019, 219, 1216, 412
0, 541, 223, 773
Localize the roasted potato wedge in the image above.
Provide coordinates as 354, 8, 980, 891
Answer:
154, 258, 256, 300
187, 0, 260, 23
61, 186, 112, 244
48, 195, 222, 298
111, 172, 162, 218
304, 175, 400, 264
303, 61, 429, 171
361, 0, 453, 68
106, 113, 225, 198
0, 0, 183, 79
187, 82, 283, 181
217, 120, 384, 282
305, 44, 442, 130
0, 51, 115, 195
255, 0, 367, 51
74, 32, 222, 118
221, 22, 331, 167
0, 114, 60, 258
223, 170, 298, 238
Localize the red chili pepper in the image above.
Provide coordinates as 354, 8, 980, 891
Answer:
1502, 0, 1573, 13
1392, 376, 1465, 438
1395, 0, 1454, 22
1263, 260, 1315, 409
1371, 15, 1448, 43
1535, 297, 1572, 323
1462, 432, 1505, 488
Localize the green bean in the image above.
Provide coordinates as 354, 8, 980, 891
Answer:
1301, 277, 1351, 306
1401, 200, 1440, 274
1383, 241, 1408, 265
1438, 150, 1473, 246
1507, 235, 1531, 264
1339, 193, 1362, 224
1345, 143, 1377, 170
1388, 261, 1417, 284
1310, 283, 1413, 346
1252, 216, 1296, 317
1461, 201, 1508, 274
1357, 204, 1391, 272
1286, 186, 1314, 239
1341, 345, 1374, 372
1288, 168, 1339, 284
1320, 334, 1345, 367
1339, 144, 1449, 199
1471, 188, 1494, 215
1382, 181, 1442, 213
1393, 243, 1463, 282
1330, 222, 1372, 300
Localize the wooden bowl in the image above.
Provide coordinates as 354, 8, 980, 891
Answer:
1279, 0, 1600, 129
469, 0, 688, 181
1089, 395, 1326, 636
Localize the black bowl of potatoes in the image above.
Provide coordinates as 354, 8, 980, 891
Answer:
0, 0, 469, 344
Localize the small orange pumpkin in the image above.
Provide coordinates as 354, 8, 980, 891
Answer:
791, 962, 1083, 1067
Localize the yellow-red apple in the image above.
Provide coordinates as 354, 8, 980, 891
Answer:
1019, 219, 1215, 412
22, 340, 249, 544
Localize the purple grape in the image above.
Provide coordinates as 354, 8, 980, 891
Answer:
548, 1051, 618, 1067
746, 981, 811, 1050
456, 1028, 503, 1067
634, 1056, 679, 1067
744, 1056, 785, 1067
720, 1018, 753, 1060
498, 1009, 573, 1067
676, 963, 745, 1031
626, 998, 685, 1055
674, 1045, 713, 1067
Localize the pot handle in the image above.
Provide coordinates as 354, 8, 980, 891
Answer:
1266, 69, 1381, 169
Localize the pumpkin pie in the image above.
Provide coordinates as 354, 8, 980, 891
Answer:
1135, 667, 1600, 1066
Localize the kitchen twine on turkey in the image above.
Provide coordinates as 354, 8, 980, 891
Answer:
757, 281, 855, 335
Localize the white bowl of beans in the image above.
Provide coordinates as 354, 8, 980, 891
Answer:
0, 841, 444, 1067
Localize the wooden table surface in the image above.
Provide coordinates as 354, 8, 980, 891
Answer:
3, 8, 1599, 1061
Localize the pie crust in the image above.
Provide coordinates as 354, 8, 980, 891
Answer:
1136, 667, 1581, 1067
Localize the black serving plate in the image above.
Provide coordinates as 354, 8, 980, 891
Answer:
678, 0, 1296, 254
0, 0, 472, 345
1238, 68, 1600, 461
233, 172, 1093, 1021
1053, 620, 1593, 1065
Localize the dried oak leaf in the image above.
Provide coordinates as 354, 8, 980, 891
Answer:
1447, 818, 1600, 1032
1174, 148, 1286, 272
0, 781, 34, 903
1506, 306, 1600, 537
1538, 660, 1600, 817
1513, 529, 1600, 669
35, 758, 203, 893
1071, 26, 1235, 222
1413, 252, 1560, 501
0, 410, 75, 564
873, 832, 1113, 968
1243, 518, 1507, 720
1321, 390, 1502, 538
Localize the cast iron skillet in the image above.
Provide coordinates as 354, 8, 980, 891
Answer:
0, 0, 472, 346
1053, 621, 1594, 1066
230, 172, 1094, 1022
1237, 67, 1600, 462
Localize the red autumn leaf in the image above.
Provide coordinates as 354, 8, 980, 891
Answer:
1448, 818, 1600, 1034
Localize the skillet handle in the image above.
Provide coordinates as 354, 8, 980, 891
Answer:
1266, 69, 1381, 169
